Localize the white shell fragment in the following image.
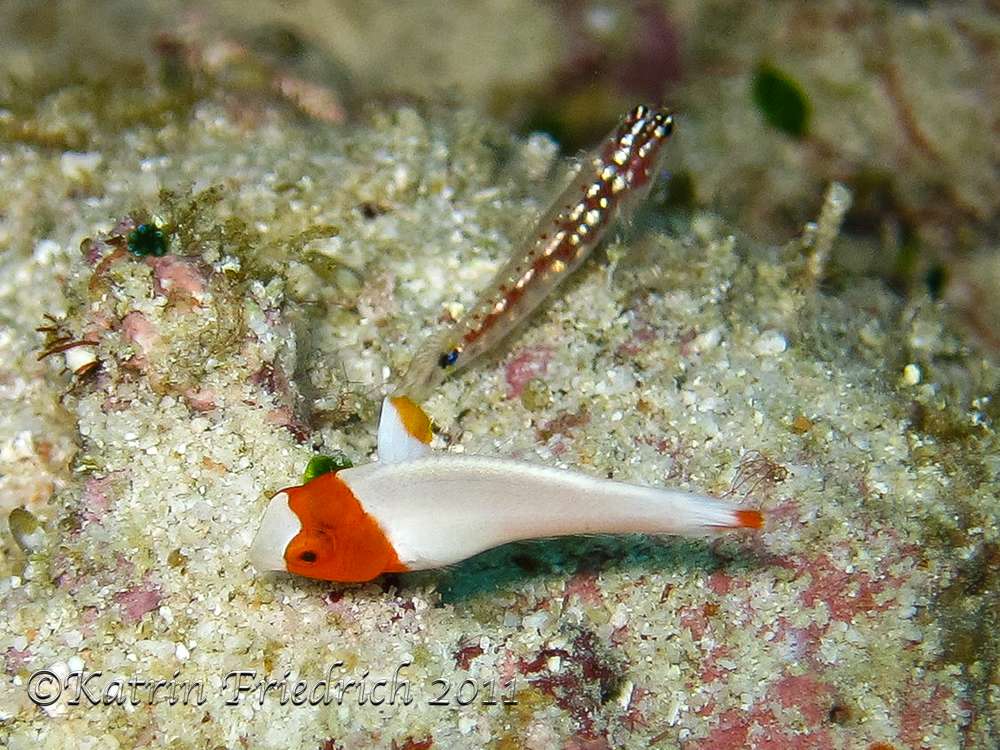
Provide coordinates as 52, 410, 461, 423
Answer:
65, 345, 98, 375
8, 508, 46, 553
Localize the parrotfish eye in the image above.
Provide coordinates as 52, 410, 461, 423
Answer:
283, 527, 335, 577
438, 349, 459, 368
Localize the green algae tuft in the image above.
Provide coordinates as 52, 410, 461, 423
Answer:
126, 223, 168, 257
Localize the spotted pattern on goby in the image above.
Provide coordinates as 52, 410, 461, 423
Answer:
395, 105, 674, 402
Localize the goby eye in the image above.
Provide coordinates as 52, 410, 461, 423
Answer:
438, 349, 459, 368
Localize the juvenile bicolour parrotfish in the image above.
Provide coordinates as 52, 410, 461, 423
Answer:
249, 397, 763, 583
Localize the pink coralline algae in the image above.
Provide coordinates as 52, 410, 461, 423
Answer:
182, 386, 218, 412
615, 325, 657, 357
689, 675, 837, 750
707, 570, 736, 596
252, 362, 310, 443
81, 236, 114, 266
691, 708, 750, 748
113, 583, 162, 623
535, 409, 591, 446
688, 646, 963, 749
4, 646, 31, 674
620, 684, 653, 731
149, 255, 207, 300
389, 737, 433, 750
773, 674, 832, 726
698, 645, 733, 684
452, 639, 484, 670
264, 405, 310, 444
519, 630, 623, 739
899, 683, 953, 748
562, 569, 604, 608
121, 310, 160, 362
80, 475, 114, 525
677, 535, 936, 748
798, 553, 901, 623
504, 346, 553, 397
54, 559, 85, 593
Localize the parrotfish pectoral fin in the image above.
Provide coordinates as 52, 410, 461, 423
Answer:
376, 395, 433, 464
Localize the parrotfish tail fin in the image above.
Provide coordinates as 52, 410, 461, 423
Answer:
703, 506, 764, 532
377, 395, 434, 464
657, 489, 765, 535
734, 509, 765, 530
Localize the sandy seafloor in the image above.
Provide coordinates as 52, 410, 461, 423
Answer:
1, 2, 998, 749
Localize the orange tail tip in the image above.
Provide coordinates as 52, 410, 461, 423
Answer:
735, 509, 765, 530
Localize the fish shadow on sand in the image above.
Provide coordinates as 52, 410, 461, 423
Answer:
406, 533, 763, 605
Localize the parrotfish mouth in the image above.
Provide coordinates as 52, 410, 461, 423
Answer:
248, 491, 300, 573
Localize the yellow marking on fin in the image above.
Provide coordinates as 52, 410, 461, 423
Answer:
390, 396, 432, 444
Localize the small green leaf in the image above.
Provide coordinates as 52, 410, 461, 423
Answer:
752, 63, 810, 138
302, 453, 353, 483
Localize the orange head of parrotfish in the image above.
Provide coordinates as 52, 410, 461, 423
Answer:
249, 471, 407, 583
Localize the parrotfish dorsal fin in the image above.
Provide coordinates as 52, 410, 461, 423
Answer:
377, 395, 433, 463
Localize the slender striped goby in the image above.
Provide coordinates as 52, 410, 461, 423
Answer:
395, 104, 675, 402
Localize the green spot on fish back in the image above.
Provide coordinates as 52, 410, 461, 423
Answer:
302, 453, 353, 483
